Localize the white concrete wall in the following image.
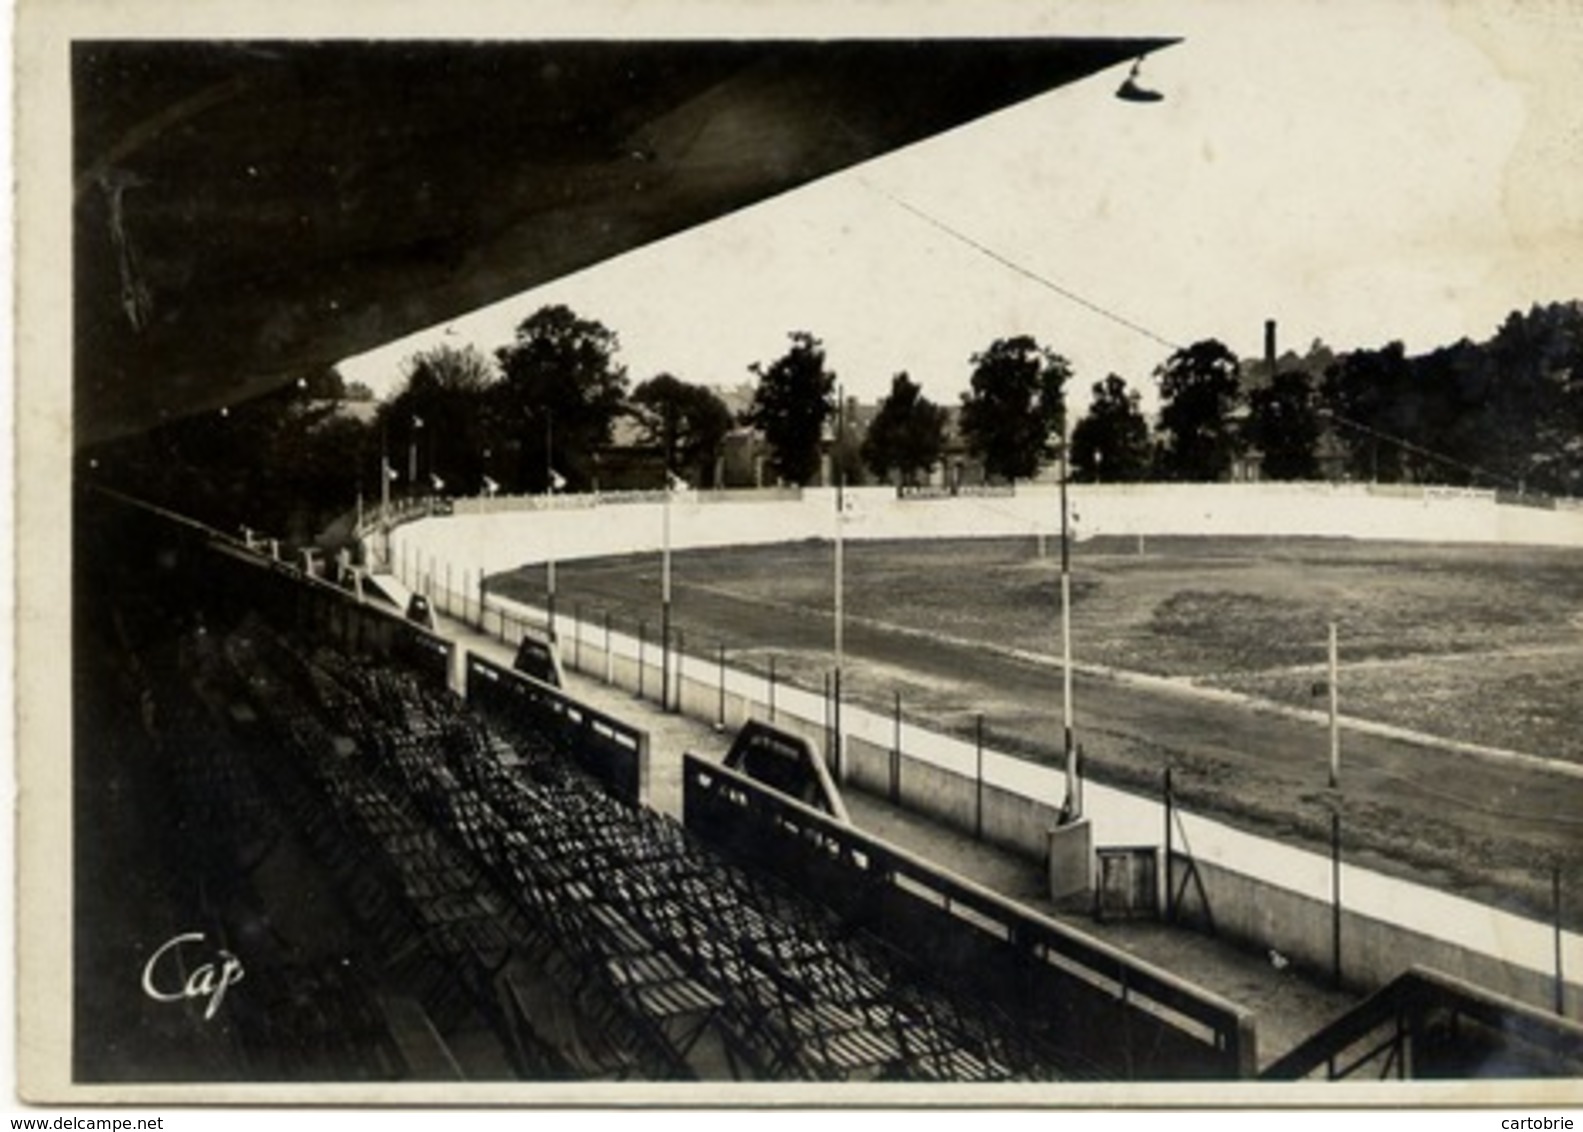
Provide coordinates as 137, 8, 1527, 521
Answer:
457, 592, 1583, 1012
387, 485, 1583, 1012
392, 484, 1583, 576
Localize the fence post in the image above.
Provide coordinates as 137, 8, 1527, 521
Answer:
1556, 863, 1566, 1017
832, 667, 843, 782
674, 630, 685, 714
637, 620, 647, 700
975, 713, 985, 842
1164, 766, 1175, 923
822, 672, 832, 770
573, 602, 583, 673
890, 690, 902, 804
661, 603, 671, 713
1331, 808, 1343, 990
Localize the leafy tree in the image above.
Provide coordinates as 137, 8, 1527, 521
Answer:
1551, 305, 1583, 494
1242, 338, 1337, 387
492, 304, 629, 492
1154, 339, 1244, 481
404, 341, 495, 394
861, 372, 948, 485
1484, 301, 1583, 492
296, 365, 349, 400
1070, 374, 1151, 482
1319, 342, 1414, 482
832, 394, 869, 487
102, 382, 371, 542
1402, 338, 1491, 485
1313, 304, 1583, 492
958, 336, 1071, 481
743, 331, 836, 486
629, 372, 734, 486
1245, 369, 1322, 480
290, 412, 378, 527
378, 342, 498, 495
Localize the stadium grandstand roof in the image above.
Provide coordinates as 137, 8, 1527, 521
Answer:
73, 36, 1173, 447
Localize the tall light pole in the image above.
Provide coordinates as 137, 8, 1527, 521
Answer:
833, 385, 846, 780
379, 417, 392, 566
1328, 621, 1341, 789
408, 414, 423, 491
661, 464, 674, 711
1059, 403, 1081, 821
544, 409, 557, 637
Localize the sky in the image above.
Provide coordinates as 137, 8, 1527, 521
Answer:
337, 0, 1583, 417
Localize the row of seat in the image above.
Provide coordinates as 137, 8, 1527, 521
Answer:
370, 691, 1034, 1081
218, 624, 528, 1072
138, 617, 410, 1080
216, 618, 1068, 1081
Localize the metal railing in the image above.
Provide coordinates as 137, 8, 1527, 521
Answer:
1262, 966, 1583, 1080
684, 754, 1259, 1080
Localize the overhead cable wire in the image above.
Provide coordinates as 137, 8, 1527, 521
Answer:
860, 177, 1183, 354
862, 181, 1540, 494
1317, 407, 1517, 490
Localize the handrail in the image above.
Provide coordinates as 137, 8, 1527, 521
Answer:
466, 653, 650, 807
1261, 965, 1583, 1080
684, 754, 1258, 1078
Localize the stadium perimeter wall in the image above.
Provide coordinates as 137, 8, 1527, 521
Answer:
393, 483, 1583, 581
388, 485, 1583, 1015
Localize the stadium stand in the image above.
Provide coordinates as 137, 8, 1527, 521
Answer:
70, 489, 1583, 1084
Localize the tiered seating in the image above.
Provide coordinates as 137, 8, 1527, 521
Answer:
211, 620, 1088, 1081
122, 620, 409, 1080
217, 628, 519, 1073
227, 961, 406, 1081
432, 754, 1030, 1080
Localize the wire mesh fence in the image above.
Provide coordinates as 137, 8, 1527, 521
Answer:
385, 544, 1582, 1017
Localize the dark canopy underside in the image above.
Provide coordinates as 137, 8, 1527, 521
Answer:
74, 37, 1173, 446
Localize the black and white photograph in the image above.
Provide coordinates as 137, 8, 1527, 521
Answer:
13, 0, 1583, 1112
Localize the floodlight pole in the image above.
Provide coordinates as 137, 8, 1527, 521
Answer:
378, 419, 394, 569
1060, 412, 1080, 820
833, 385, 846, 780
378, 454, 390, 570
409, 415, 422, 490
545, 411, 557, 636
1328, 621, 1340, 789
662, 468, 673, 711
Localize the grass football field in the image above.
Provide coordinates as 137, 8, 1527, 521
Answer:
491, 535, 1583, 926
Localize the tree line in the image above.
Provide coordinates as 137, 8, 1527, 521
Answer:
370, 298, 1582, 495
87, 298, 1583, 542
